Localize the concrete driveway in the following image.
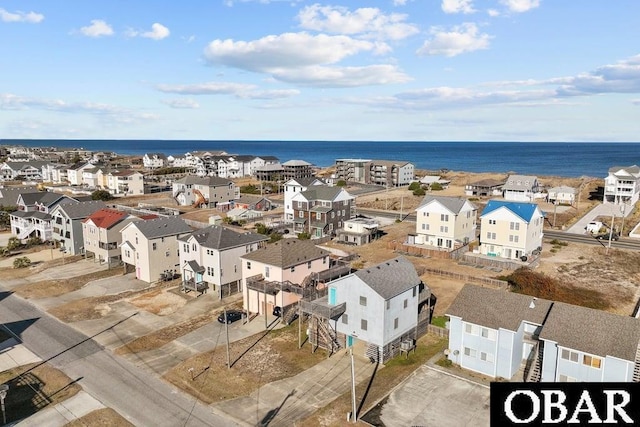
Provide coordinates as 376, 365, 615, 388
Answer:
566, 202, 633, 234
362, 366, 490, 427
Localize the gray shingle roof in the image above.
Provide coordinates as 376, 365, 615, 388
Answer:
300, 186, 348, 201
0, 186, 38, 206
56, 200, 107, 219
132, 217, 192, 239
503, 174, 538, 191
608, 165, 640, 175
184, 225, 268, 250
175, 175, 233, 187
446, 284, 553, 331
286, 177, 324, 187
539, 302, 640, 361
354, 256, 422, 300
241, 239, 329, 268
416, 195, 475, 213
19, 192, 72, 207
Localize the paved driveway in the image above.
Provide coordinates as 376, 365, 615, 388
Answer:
566, 202, 632, 234
362, 366, 490, 427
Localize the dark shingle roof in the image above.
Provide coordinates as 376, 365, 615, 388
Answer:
131, 217, 192, 239
184, 225, 268, 250
539, 302, 640, 361
56, 200, 107, 219
446, 284, 553, 331
354, 257, 422, 300
241, 239, 329, 268
19, 192, 71, 207
0, 186, 37, 206
175, 176, 233, 187
416, 195, 476, 213
300, 186, 347, 201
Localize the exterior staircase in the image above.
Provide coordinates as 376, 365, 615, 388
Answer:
17, 224, 35, 239
633, 345, 640, 382
366, 344, 380, 363
525, 341, 544, 382
317, 319, 341, 353
281, 305, 299, 325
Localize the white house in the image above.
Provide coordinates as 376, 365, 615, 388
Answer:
414, 195, 477, 249
106, 170, 144, 196
172, 176, 239, 208
479, 200, 544, 260
502, 175, 542, 202
10, 192, 75, 240
283, 177, 325, 221
603, 165, 640, 205
336, 216, 379, 245
120, 216, 192, 283
546, 186, 576, 205
143, 153, 167, 170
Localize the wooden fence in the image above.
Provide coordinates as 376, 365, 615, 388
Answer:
427, 324, 448, 338
421, 267, 508, 289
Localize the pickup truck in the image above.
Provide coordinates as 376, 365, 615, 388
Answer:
594, 232, 619, 241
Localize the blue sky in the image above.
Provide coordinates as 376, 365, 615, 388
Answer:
1, 1, 639, 141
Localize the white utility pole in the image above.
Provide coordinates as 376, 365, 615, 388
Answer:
224, 308, 230, 369
349, 347, 357, 423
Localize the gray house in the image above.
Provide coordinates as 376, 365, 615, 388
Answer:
447, 284, 640, 382
50, 200, 107, 255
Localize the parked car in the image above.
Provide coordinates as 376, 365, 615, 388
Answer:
217, 309, 244, 324
595, 232, 619, 241
273, 306, 282, 317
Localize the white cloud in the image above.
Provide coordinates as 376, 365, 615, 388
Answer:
0, 8, 44, 23
417, 23, 491, 57
297, 5, 419, 41
128, 23, 170, 40
239, 89, 301, 99
441, 0, 476, 14
79, 20, 114, 38
632, 99, 640, 106
487, 9, 500, 17
553, 55, 640, 96
156, 82, 257, 95
161, 99, 200, 109
203, 32, 407, 87
392, 0, 408, 5
500, 0, 540, 13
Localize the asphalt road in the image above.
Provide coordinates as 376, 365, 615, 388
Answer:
0, 290, 237, 427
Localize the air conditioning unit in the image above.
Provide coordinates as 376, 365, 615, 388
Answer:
400, 340, 414, 351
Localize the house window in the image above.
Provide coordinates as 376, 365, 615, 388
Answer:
489, 219, 496, 225
465, 324, 476, 335
315, 212, 321, 220
291, 266, 295, 272
299, 211, 304, 218
135, 237, 138, 244
152, 242, 157, 250
394, 318, 399, 329
386, 300, 390, 310
342, 209, 345, 217
331, 212, 335, 219
360, 296, 367, 306
297, 201, 303, 208
480, 352, 494, 363
464, 347, 476, 358
265, 266, 269, 278
441, 214, 449, 221
403, 299, 408, 308
342, 314, 348, 324
247, 262, 251, 270
424, 212, 429, 217
561, 349, 579, 363
361, 319, 368, 331
307, 261, 312, 269
192, 243, 196, 251
413, 287, 416, 297
165, 250, 170, 257
440, 226, 448, 233
323, 256, 327, 264
583, 355, 602, 369
125, 250, 130, 257
510, 222, 520, 230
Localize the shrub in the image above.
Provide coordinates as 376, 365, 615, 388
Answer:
408, 182, 421, 191
26, 236, 42, 247
7, 237, 21, 251
298, 232, 311, 240
91, 189, 114, 201
240, 184, 260, 194
436, 357, 453, 368
336, 180, 347, 187
430, 182, 444, 191
412, 187, 426, 196
13, 257, 31, 269
269, 233, 283, 243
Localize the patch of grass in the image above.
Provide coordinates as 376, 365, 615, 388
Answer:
298, 334, 447, 427
431, 315, 448, 328
435, 357, 453, 368
549, 239, 568, 246
0, 362, 81, 424
550, 249, 557, 253
12, 267, 120, 299
65, 408, 134, 427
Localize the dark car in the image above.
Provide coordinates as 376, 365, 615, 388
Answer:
595, 232, 619, 241
272, 306, 282, 317
217, 309, 244, 324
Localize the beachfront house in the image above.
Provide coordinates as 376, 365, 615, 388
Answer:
291, 186, 355, 238
143, 153, 167, 170
10, 192, 76, 241
464, 179, 505, 197
0, 161, 49, 182
106, 170, 144, 196
334, 159, 415, 187
302, 257, 430, 363
447, 284, 640, 382
179, 225, 268, 298
502, 175, 541, 202
546, 186, 576, 205
241, 239, 331, 317
283, 177, 325, 221
603, 165, 640, 205
82, 208, 140, 267
479, 200, 544, 260
414, 195, 477, 249
120, 217, 192, 283
172, 176, 239, 209
50, 200, 107, 255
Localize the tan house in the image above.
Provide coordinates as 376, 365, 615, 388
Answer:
241, 239, 332, 316
546, 186, 576, 205
82, 208, 140, 266
414, 195, 477, 249
172, 175, 239, 209
120, 217, 192, 283
479, 200, 544, 261
107, 170, 144, 196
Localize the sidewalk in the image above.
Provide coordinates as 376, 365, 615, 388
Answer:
16, 391, 105, 427
0, 339, 41, 372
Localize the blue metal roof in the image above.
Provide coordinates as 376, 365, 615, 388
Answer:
480, 200, 539, 222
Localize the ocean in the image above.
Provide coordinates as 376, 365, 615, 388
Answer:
3, 139, 639, 178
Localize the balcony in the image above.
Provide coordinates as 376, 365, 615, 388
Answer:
300, 297, 346, 319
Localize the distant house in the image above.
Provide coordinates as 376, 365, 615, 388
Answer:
502, 175, 541, 202
414, 195, 477, 249
283, 177, 325, 221
479, 200, 544, 260
546, 185, 576, 205
10, 192, 76, 241
82, 208, 140, 266
66, 162, 97, 186
603, 165, 640, 205
302, 257, 431, 363
172, 176, 239, 208
50, 200, 107, 255
179, 225, 268, 298
0, 161, 49, 181
334, 159, 415, 187
447, 284, 640, 382
120, 217, 192, 283
106, 170, 144, 196
419, 176, 450, 189
226, 207, 262, 222
143, 153, 167, 170
234, 195, 273, 211
336, 216, 379, 245
291, 186, 355, 238
464, 179, 504, 197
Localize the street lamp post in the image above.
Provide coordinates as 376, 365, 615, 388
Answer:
0, 383, 8, 425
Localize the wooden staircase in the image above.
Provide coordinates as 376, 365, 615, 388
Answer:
524, 341, 544, 382
366, 343, 380, 364
282, 305, 299, 325
633, 345, 640, 382
317, 320, 341, 353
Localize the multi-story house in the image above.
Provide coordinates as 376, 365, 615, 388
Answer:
0, 161, 49, 181
502, 175, 541, 202
302, 256, 431, 362
283, 177, 325, 221
50, 200, 107, 255
414, 195, 477, 249
603, 165, 640, 205
291, 186, 355, 238
143, 153, 167, 170
82, 208, 140, 266
447, 284, 640, 382
241, 239, 332, 316
120, 217, 192, 283
106, 170, 144, 196
249, 156, 279, 176
66, 162, 97, 186
10, 192, 76, 240
336, 216, 379, 245
172, 176, 239, 208
479, 200, 544, 260
179, 225, 268, 298
334, 159, 371, 183
41, 164, 69, 184
366, 160, 414, 187
546, 185, 576, 205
